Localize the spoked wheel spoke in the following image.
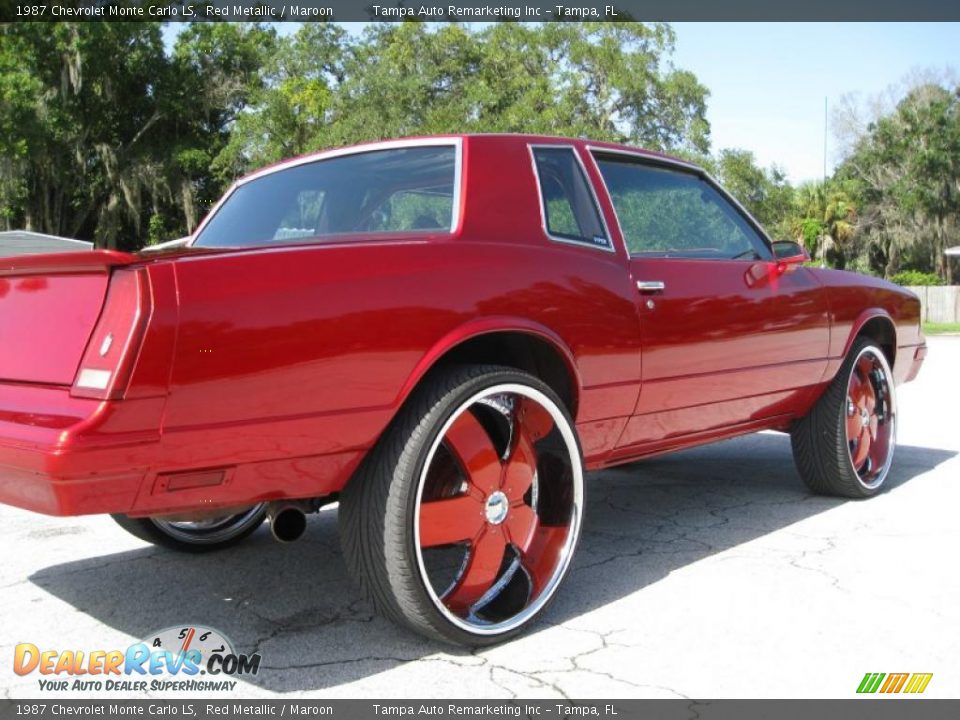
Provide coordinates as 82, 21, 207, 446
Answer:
443, 527, 508, 612
443, 411, 502, 496
503, 504, 538, 553
520, 525, 570, 597
842, 346, 896, 489
502, 431, 537, 504
515, 396, 555, 444
850, 427, 872, 469
845, 400, 862, 441
419, 495, 485, 548
414, 380, 583, 637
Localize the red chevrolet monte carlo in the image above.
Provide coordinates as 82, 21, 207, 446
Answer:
0, 135, 926, 644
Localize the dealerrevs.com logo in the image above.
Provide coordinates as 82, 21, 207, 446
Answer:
14, 625, 261, 693
857, 672, 933, 694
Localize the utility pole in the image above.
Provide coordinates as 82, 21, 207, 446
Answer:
823, 97, 828, 189
821, 96, 828, 267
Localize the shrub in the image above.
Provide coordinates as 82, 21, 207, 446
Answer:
890, 270, 944, 286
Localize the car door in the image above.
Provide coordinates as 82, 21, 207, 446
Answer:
589, 151, 831, 449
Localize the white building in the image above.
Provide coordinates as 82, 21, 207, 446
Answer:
0, 231, 93, 257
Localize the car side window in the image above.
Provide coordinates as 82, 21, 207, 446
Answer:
532, 147, 610, 250
593, 155, 771, 260
274, 190, 326, 241
194, 145, 457, 248
365, 190, 453, 233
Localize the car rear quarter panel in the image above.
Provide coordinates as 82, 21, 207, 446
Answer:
153, 137, 645, 507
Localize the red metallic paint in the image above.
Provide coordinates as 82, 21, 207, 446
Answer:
0, 273, 109, 385
0, 135, 926, 518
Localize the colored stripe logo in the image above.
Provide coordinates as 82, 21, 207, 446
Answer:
857, 672, 933, 694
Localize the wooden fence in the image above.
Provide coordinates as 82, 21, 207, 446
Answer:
905, 286, 960, 324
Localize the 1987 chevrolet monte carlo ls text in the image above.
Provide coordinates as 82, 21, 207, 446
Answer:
0, 135, 926, 644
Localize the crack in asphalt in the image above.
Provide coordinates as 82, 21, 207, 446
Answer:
258, 652, 483, 674
471, 646, 570, 700
782, 534, 846, 592
0, 579, 29, 591
529, 624, 691, 700
242, 598, 377, 660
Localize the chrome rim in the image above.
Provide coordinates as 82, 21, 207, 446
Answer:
151, 504, 266, 545
414, 384, 582, 636
845, 347, 896, 490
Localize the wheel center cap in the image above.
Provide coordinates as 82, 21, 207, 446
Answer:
861, 409, 870, 427
485, 491, 509, 525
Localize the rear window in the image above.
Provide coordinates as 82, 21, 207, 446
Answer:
194, 145, 458, 248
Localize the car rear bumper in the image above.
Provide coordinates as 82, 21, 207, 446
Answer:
0, 384, 154, 516
0, 462, 145, 516
0, 383, 366, 518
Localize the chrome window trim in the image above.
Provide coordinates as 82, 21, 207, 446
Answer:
528, 144, 615, 254
586, 145, 776, 261
190, 137, 464, 247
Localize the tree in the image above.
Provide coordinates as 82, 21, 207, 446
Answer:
835, 79, 960, 281
0, 22, 273, 249
216, 23, 340, 172
0, 23, 168, 245
2, 21, 712, 250
224, 22, 712, 162
713, 148, 793, 234
163, 22, 276, 233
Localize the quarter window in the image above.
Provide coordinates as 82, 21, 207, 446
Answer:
532, 147, 609, 250
274, 190, 326, 241
593, 155, 771, 260
194, 145, 457, 248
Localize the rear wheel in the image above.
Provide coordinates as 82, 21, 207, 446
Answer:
339, 365, 583, 646
111, 505, 267, 553
791, 338, 897, 498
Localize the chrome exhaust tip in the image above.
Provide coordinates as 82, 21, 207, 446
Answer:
268, 504, 307, 543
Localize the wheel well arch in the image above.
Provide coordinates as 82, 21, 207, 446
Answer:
851, 313, 897, 368
398, 324, 581, 420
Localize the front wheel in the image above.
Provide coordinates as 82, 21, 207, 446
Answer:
791, 338, 897, 498
339, 365, 584, 646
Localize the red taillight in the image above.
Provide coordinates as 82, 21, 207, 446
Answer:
71, 268, 152, 400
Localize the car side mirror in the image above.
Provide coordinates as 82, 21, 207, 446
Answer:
772, 240, 810, 265
745, 241, 811, 289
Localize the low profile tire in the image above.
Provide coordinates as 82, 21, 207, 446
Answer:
339, 365, 584, 646
791, 338, 897, 498
111, 505, 267, 553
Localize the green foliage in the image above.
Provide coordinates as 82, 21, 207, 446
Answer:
222, 22, 711, 166
0, 21, 274, 249
890, 270, 945, 286
146, 213, 166, 247
923, 322, 960, 335
601, 166, 757, 256
1, 19, 956, 284
1, 21, 712, 249
714, 149, 793, 232
545, 198, 581, 237
837, 81, 960, 282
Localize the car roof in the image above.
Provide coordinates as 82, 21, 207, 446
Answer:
238, 134, 697, 184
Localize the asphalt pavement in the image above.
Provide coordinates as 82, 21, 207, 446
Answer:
2, 337, 957, 700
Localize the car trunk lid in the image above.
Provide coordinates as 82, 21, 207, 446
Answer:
0, 251, 139, 386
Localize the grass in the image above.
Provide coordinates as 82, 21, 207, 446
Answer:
923, 322, 960, 335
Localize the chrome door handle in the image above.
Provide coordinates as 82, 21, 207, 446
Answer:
636, 280, 665, 294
